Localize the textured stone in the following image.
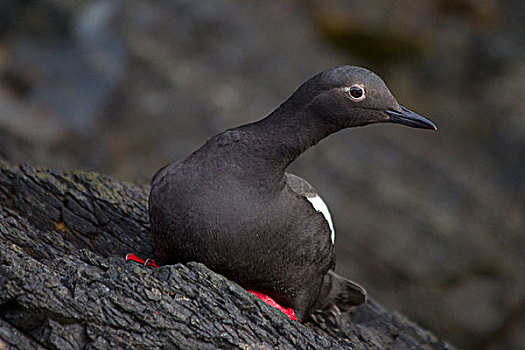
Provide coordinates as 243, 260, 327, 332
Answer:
0, 161, 451, 349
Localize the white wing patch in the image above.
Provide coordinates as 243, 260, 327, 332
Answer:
306, 195, 335, 244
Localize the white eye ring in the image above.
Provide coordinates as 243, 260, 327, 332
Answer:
342, 84, 366, 101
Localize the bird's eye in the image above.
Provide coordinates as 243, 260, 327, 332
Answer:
350, 86, 363, 98
343, 85, 366, 101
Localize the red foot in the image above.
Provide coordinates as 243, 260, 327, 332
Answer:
125, 253, 160, 268
125, 255, 297, 320
248, 290, 299, 321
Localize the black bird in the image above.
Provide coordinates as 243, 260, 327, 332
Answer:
149, 66, 437, 321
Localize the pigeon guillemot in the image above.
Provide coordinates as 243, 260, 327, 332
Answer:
148, 66, 437, 321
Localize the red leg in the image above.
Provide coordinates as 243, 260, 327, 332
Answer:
125, 253, 160, 268
248, 290, 298, 321
125, 255, 297, 320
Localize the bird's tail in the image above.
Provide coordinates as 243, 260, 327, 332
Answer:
316, 270, 366, 312
307, 270, 366, 327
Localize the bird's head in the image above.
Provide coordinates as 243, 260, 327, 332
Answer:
291, 65, 437, 131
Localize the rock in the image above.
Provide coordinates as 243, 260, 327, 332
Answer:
0, 161, 452, 349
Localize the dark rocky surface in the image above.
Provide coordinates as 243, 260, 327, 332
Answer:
0, 1, 524, 349
0, 161, 451, 349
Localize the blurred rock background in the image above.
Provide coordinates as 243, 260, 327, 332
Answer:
0, 0, 523, 348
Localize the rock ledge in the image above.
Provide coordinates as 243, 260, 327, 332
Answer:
0, 162, 451, 349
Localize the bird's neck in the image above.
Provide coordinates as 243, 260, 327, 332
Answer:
242, 101, 340, 173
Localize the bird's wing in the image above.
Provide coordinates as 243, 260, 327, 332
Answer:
285, 173, 335, 244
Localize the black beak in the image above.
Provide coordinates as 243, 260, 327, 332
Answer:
385, 105, 437, 130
